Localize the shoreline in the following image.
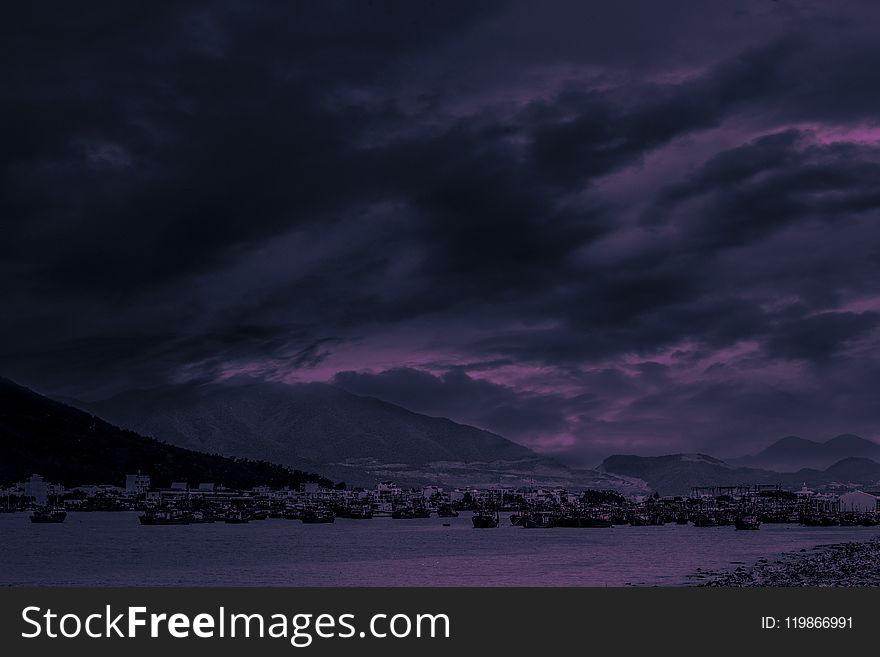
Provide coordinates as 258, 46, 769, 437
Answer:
700, 537, 880, 587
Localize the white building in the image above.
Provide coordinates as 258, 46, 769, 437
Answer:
422, 485, 443, 498
448, 489, 465, 502
125, 474, 151, 494
376, 482, 402, 496
21, 474, 64, 504
839, 490, 878, 513
795, 484, 816, 500
24, 474, 48, 504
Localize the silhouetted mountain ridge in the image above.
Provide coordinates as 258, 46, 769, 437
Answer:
0, 377, 332, 489
731, 434, 880, 471
82, 379, 643, 491
86, 380, 537, 464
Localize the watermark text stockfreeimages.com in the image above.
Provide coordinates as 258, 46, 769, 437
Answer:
21, 605, 451, 648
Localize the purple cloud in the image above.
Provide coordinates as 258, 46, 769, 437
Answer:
3, 1, 880, 463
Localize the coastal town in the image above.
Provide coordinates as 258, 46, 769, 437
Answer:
4, 473, 880, 529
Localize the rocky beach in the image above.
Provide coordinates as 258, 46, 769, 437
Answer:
701, 538, 880, 587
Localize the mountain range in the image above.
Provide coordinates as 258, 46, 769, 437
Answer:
728, 434, 880, 471
77, 379, 642, 491
0, 377, 331, 489
599, 453, 880, 496
6, 372, 880, 496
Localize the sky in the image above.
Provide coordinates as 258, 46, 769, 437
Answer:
3, 1, 880, 465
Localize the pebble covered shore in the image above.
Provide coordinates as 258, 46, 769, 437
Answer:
699, 538, 880, 587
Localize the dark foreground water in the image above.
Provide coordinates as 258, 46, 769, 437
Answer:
3, 512, 877, 586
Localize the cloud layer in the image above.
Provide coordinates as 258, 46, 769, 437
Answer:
4, 1, 880, 463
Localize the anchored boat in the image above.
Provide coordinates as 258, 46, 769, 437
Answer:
436, 504, 459, 518
347, 505, 374, 519
578, 516, 613, 528
692, 514, 718, 527
392, 505, 430, 519
29, 507, 67, 523
301, 508, 335, 524
734, 515, 760, 530
224, 509, 250, 524
138, 509, 191, 525
472, 509, 499, 528
522, 511, 555, 529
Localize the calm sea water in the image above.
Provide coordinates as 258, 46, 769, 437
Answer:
3, 512, 876, 586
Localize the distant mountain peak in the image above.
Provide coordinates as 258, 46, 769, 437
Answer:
826, 433, 870, 447
600, 451, 880, 496
81, 379, 640, 491
731, 433, 880, 473
773, 435, 813, 446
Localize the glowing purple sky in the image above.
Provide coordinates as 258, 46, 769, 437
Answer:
3, 1, 880, 464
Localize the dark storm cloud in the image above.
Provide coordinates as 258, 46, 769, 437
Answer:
656, 130, 880, 251
763, 311, 880, 362
0, 1, 503, 294
0, 0, 508, 391
4, 1, 880, 460
526, 38, 800, 185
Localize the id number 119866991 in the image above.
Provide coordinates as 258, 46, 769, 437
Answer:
761, 616, 853, 630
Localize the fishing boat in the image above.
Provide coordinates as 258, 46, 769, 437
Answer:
692, 514, 717, 527
509, 513, 523, 526
472, 509, 499, 528
138, 509, 191, 525
392, 505, 431, 519
556, 513, 580, 527
578, 516, 613, 528
301, 508, 335, 524
839, 514, 859, 527
189, 510, 216, 524
347, 505, 374, 519
521, 511, 555, 528
801, 515, 839, 527
224, 509, 250, 524
29, 507, 67, 523
282, 507, 302, 520
436, 504, 459, 518
734, 515, 760, 530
